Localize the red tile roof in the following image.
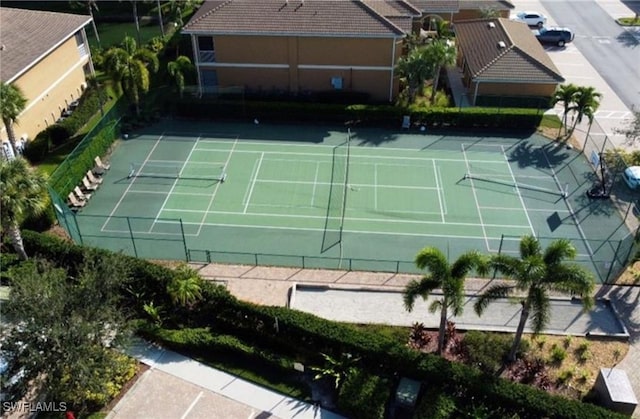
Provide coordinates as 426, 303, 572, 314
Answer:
0, 7, 92, 83
455, 18, 563, 83
183, 0, 408, 37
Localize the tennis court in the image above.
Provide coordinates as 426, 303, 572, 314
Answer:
65, 120, 634, 282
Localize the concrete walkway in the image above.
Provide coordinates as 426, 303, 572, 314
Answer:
108, 338, 344, 419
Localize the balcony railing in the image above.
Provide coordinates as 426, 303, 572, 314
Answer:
199, 50, 216, 63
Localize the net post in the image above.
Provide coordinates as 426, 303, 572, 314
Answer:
179, 218, 188, 261
126, 217, 138, 258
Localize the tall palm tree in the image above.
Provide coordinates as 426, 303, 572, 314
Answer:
156, 0, 165, 37
424, 40, 457, 105
550, 83, 578, 139
103, 36, 159, 116
0, 82, 28, 157
70, 1, 101, 47
167, 56, 194, 98
474, 235, 595, 363
396, 47, 433, 104
403, 247, 488, 355
568, 86, 602, 138
0, 158, 49, 260
86, 75, 105, 116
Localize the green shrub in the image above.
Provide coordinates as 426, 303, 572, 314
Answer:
337, 368, 390, 419
23, 131, 52, 163
414, 387, 457, 419
550, 344, 567, 364
462, 331, 528, 373
557, 368, 575, 385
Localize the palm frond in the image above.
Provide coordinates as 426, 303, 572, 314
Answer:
543, 238, 577, 265
450, 250, 484, 279
473, 284, 514, 315
519, 235, 541, 258
415, 247, 449, 279
402, 278, 440, 311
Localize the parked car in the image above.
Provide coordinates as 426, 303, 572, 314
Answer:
512, 11, 547, 28
623, 166, 640, 190
535, 27, 574, 47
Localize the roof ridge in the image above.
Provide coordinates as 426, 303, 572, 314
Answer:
510, 45, 563, 80
474, 43, 514, 77
357, 0, 407, 36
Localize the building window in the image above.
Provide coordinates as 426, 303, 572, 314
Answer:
75, 31, 88, 58
198, 36, 215, 62
331, 77, 343, 90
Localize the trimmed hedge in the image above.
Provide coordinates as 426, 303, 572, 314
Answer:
170, 99, 543, 129
338, 369, 390, 419
20, 231, 626, 419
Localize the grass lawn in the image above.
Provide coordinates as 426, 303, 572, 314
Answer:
88, 22, 164, 49
617, 17, 640, 26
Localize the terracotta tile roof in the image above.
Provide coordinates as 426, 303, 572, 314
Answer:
454, 18, 563, 83
183, 0, 407, 37
408, 0, 460, 13
363, 1, 421, 33
0, 7, 92, 83
458, 0, 514, 11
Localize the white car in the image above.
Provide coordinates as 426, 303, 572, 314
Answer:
623, 166, 640, 190
512, 11, 547, 28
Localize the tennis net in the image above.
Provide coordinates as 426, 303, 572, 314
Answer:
464, 173, 567, 198
128, 162, 226, 182
321, 130, 351, 252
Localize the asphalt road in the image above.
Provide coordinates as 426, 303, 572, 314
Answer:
542, 0, 640, 109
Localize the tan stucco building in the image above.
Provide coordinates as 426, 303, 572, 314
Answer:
0, 7, 94, 146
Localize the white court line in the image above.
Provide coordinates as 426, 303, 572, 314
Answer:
461, 144, 490, 250
374, 163, 378, 211
242, 158, 261, 208
244, 152, 264, 214
146, 159, 227, 166
433, 160, 444, 223
437, 165, 448, 215
255, 179, 437, 190
480, 205, 571, 213
162, 208, 531, 229
100, 133, 165, 232
149, 136, 201, 233
129, 190, 217, 197
311, 162, 320, 208
196, 136, 240, 235
540, 147, 594, 257
180, 391, 203, 419
194, 146, 506, 164
502, 145, 535, 235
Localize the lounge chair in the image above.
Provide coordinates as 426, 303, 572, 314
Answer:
68, 192, 86, 210
74, 186, 91, 201
94, 156, 111, 171
86, 170, 103, 185
82, 176, 99, 191
402, 115, 411, 130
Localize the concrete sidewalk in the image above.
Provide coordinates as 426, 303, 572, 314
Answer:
108, 338, 344, 419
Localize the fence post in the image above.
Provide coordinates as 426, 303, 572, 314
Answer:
73, 212, 84, 246
493, 234, 505, 279
179, 218, 188, 261
126, 217, 138, 258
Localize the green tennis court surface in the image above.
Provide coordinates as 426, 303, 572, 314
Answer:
68, 121, 634, 282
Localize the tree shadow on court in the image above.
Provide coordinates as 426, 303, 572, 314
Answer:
507, 141, 570, 169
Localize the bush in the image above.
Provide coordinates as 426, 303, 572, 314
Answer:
337, 368, 390, 419
23, 131, 51, 163
550, 344, 567, 364
461, 331, 528, 373
414, 387, 457, 419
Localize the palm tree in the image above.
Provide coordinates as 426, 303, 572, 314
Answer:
167, 264, 203, 308
86, 75, 105, 116
550, 83, 578, 139
403, 247, 488, 355
156, 0, 165, 37
103, 36, 159, 116
167, 56, 194, 98
396, 47, 433, 103
568, 86, 602, 138
424, 40, 457, 105
0, 82, 28, 157
0, 158, 49, 260
70, 1, 101, 47
474, 235, 595, 363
